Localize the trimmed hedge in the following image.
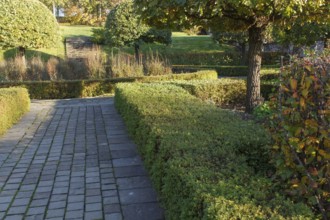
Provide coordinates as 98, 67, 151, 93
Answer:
167, 51, 284, 66
173, 65, 280, 77
0, 71, 217, 99
169, 79, 277, 106
0, 88, 30, 136
169, 79, 246, 106
115, 83, 314, 219
167, 52, 241, 65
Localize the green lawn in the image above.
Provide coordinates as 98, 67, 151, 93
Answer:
106, 32, 234, 55
59, 25, 95, 38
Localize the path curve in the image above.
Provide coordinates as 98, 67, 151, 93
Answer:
0, 97, 164, 220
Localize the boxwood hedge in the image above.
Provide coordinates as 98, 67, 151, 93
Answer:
169, 79, 246, 106
0, 71, 217, 99
115, 83, 314, 219
0, 87, 30, 136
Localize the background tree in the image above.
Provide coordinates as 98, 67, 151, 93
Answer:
212, 31, 248, 65
273, 21, 329, 49
134, 0, 329, 112
0, 0, 60, 58
104, 1, 171, 61
38, 0, 68, 16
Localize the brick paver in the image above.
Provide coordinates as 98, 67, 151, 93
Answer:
0, 97, 164, 220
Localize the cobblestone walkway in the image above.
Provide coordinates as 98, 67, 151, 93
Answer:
0, 98, 164, 220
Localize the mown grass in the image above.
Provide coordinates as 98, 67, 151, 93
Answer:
59, 25, 96, 38
104, 32, 235, 55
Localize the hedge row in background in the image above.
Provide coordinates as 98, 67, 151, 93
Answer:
170, 79, 246, 106
169, 79, 276, 106
173, 65, 279, 78
0, 71, 217, 99
166, 51, 284, 66
0, 88, 30, 136
115, 83, 314, 219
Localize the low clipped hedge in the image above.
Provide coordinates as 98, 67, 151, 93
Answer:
0, 87, 30, 136
169, 79, 277, 105
173, 65, 279, 77
0, 71, 217, 99
169, 79, 246, 106
115, 83, 314, 219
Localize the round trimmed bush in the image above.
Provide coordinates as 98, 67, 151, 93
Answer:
0, 0, 60, 51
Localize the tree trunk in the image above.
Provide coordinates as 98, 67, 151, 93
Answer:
134, 43, 140, 63
52, 1, 56, 17
17, 46, 26, 66
246, 25, 265, 113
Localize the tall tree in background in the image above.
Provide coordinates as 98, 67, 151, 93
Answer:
273, 21, 329, 49
134, 0, 329, 112
38, 0, 68, 16
104, 1, 171, 62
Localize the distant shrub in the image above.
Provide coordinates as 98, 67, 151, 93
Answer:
0, 87, 30, 136
166, 52, 240, 65
91, 28, 106, 44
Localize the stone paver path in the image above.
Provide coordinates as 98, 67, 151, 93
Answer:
0, 98, 164, 220
66, 37, 95, 59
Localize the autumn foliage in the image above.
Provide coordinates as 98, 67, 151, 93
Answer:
268, 51, 330, 219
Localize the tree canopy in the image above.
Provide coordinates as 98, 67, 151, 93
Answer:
0, 0, 60, 55
134, 0, 329, 112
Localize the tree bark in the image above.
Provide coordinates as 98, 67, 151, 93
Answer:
240, 42, 247, 65
246, 25, 265, 113
17, 46, 26, 66
134, 43, 140, 63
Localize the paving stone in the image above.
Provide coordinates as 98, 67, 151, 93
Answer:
11, 198, 30, 207
114, 165, 148, 178
46, 209, 65, 218
85, 196, 102, 204
0, 203, 10, 212
103, 204, 121, 214
111, 149, 138, 159
48, 201, 66, 209
4, 215, 24, 220
30, 199, 49, 207
84, 211, 103, 220
105, 213, 123, 220
0, 98, 164, 220
27, 206, 47, 215
119, 188, 159, 205
85, 203, 102, 212
122, 203, 164, 220
116, 176, 152, 190
65, 210, 84, 219
66, 202, 84, 211
7, 206, 27, 215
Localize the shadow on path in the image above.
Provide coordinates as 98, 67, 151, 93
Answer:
0, 97, 164, 220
